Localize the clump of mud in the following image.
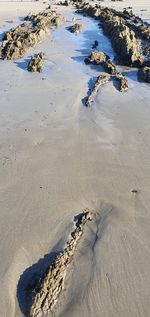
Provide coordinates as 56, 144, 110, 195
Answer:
86, 74, 110, 107
29, 209, 93, 317
28, 52, 44, 72
138, 66, 150, 83
85, 50, 117, 74
0, 10, 65, 60
85, 50, 107, 65
85, 50, 117, 75
68, 23, 83, 34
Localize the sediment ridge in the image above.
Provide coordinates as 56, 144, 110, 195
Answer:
74, 1, 150, 68
0, 10, 65, 60
86, 74, 110, 107
29, 209, 93, 317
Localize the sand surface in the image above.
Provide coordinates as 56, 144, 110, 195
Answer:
0, 1, 150, 316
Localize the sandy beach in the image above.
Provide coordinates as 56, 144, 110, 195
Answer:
0, 0, 150, 316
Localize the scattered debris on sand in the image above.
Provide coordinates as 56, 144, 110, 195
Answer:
68, 23, 83, 34
86, 74, 110, 107
28, 52, 44, 72
138, 66, 150, 83
29, 209, 93, 317
0, 10, 65, 60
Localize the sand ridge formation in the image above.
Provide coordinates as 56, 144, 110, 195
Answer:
74, 1, 149, 67
86, 74, 110, 107
29, 209, 93, 317
68, 23, 83, 34
0, 10, 65, 60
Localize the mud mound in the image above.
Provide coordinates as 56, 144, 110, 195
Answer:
85, 50, 107, 65
85, 50, 117, 74
28, 52, 44, 72
29, 209, 93, 317
68, 23, 83, 34
0, 10, 65, 60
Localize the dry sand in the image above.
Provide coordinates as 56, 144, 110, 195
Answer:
0, 0, 150, 316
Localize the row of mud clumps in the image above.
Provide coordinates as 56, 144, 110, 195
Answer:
85, 50, 128, 106
29, 209, 93, 317
0, 10, 65, 60
67, 1, 150, 83
75, 1, 150, 65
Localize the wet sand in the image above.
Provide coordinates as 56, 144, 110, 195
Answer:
0, 1, 150, 317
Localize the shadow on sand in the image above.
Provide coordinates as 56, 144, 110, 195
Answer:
14, 57, 31, 71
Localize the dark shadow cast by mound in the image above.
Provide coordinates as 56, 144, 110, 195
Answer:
111, 76, 120, 92
14, 57, 31, 71
123, 69, 138, 82
0, 31, 5, 41
18, 16, 25, 22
